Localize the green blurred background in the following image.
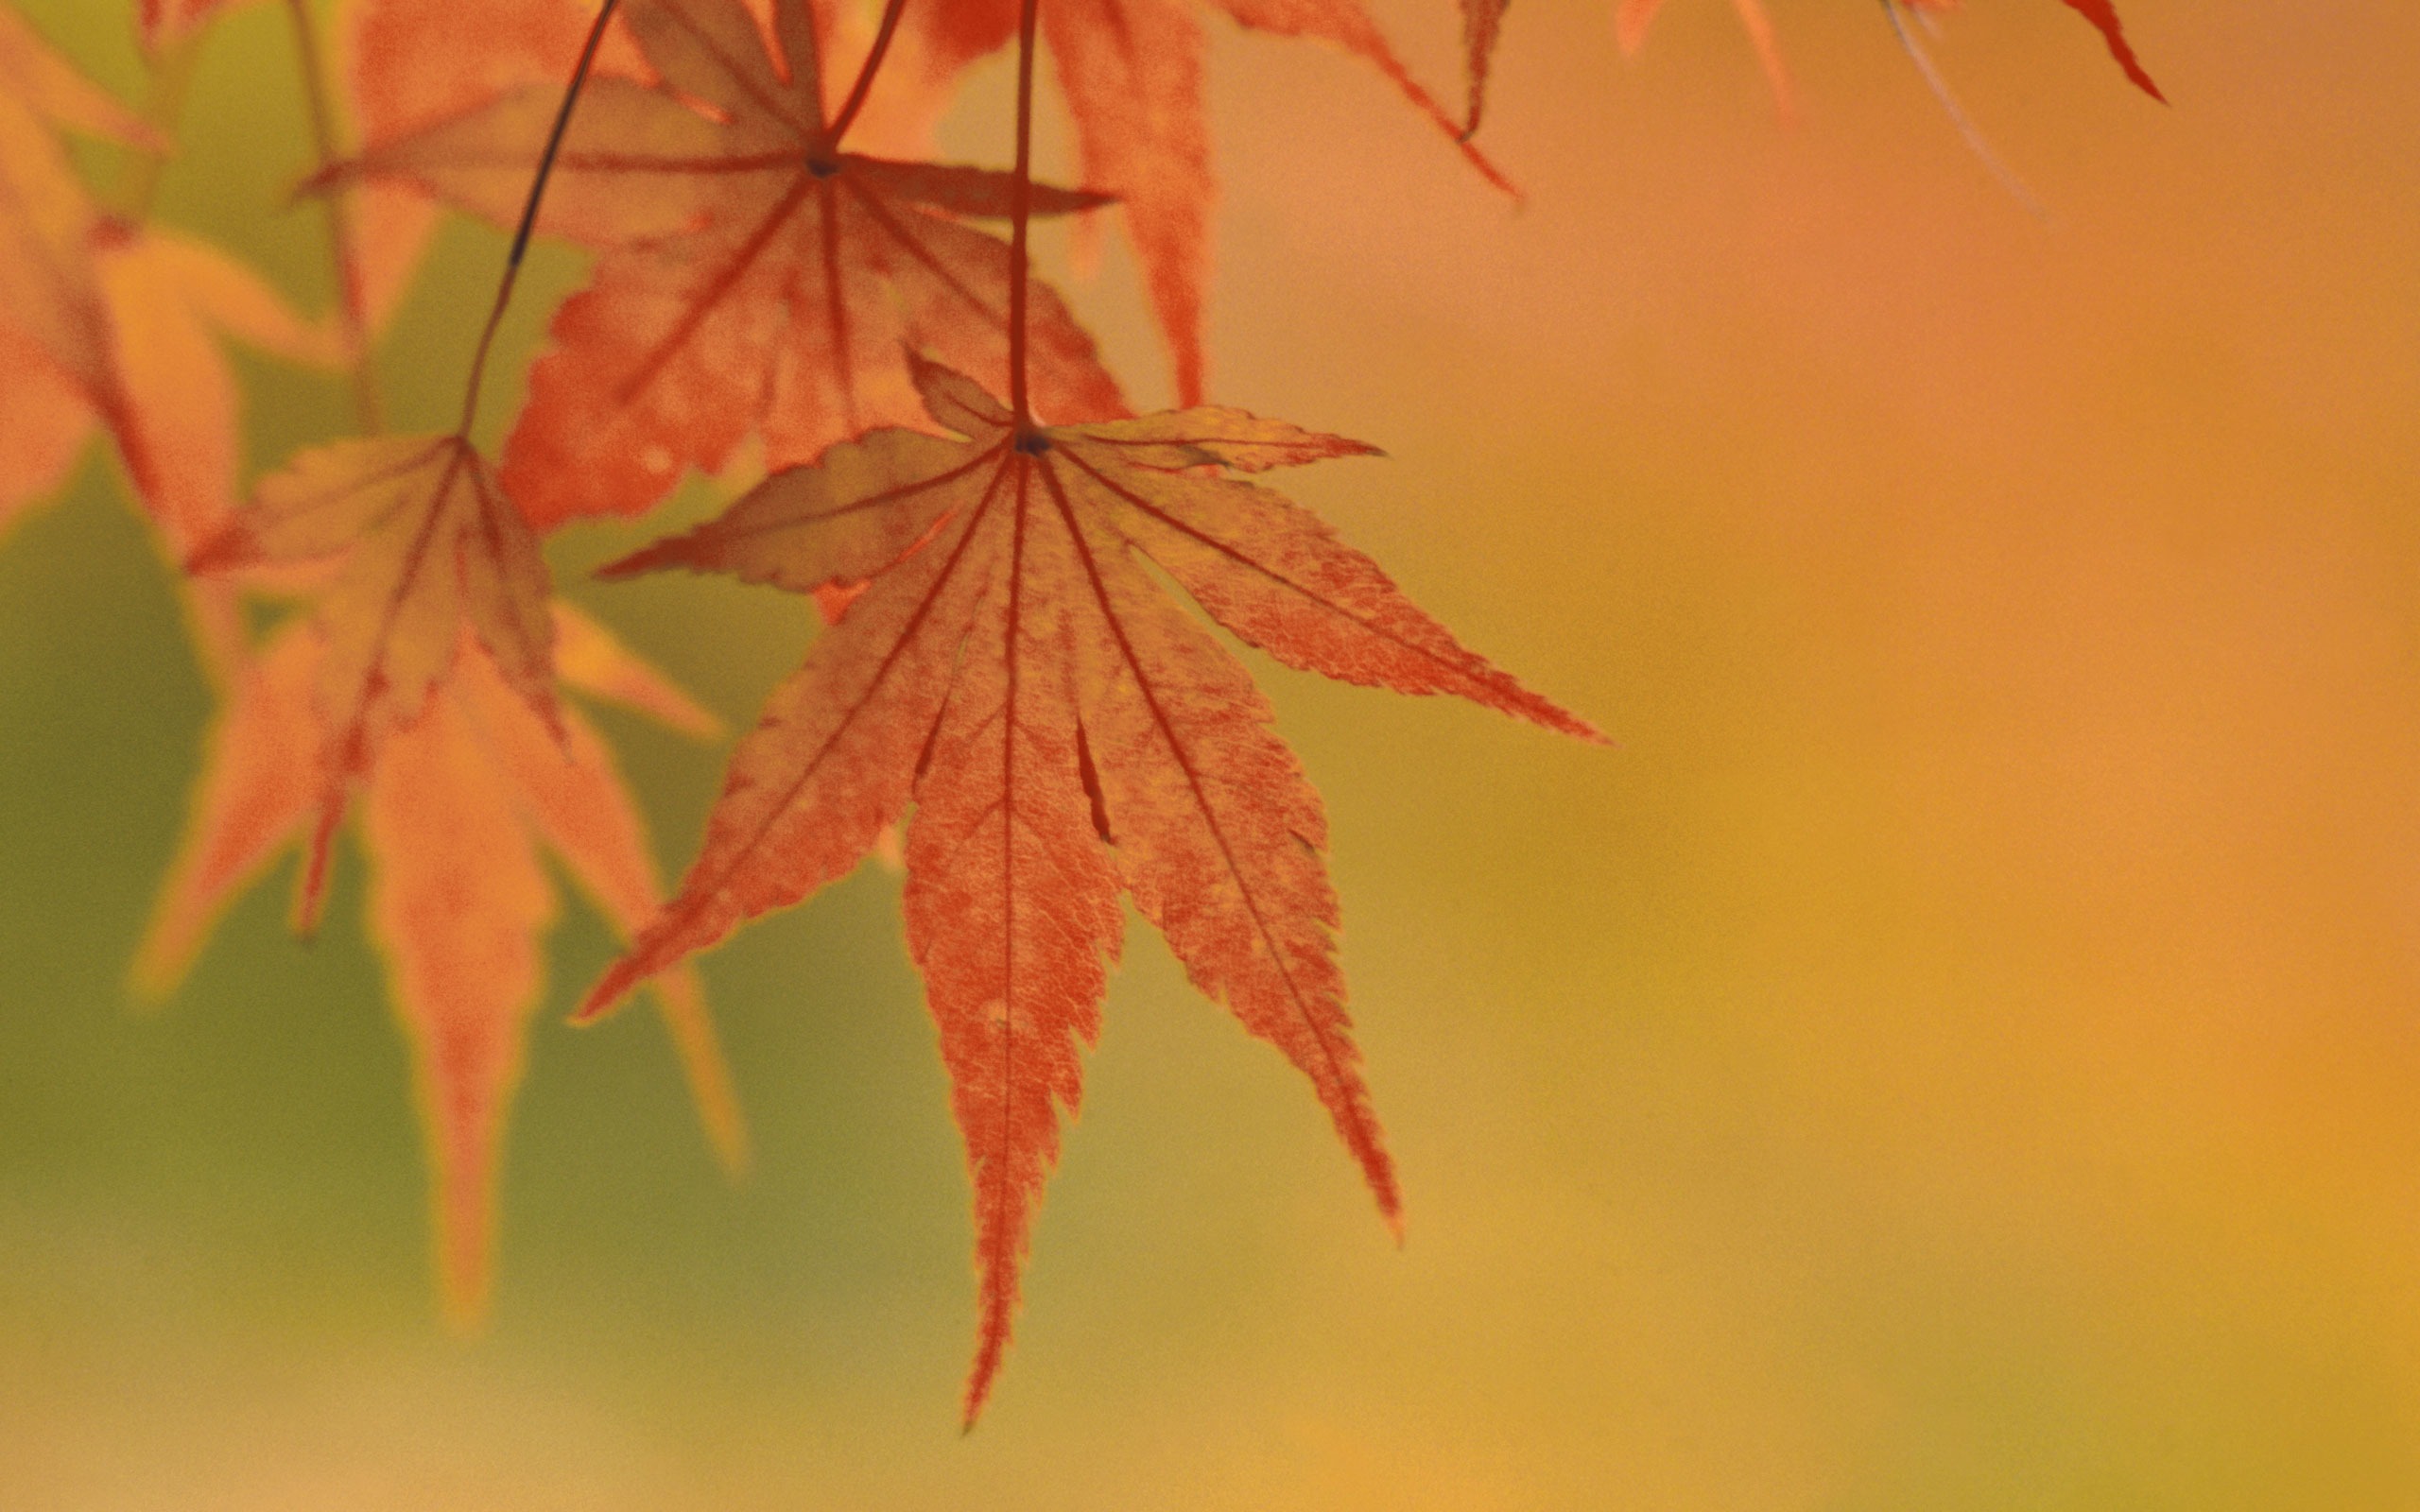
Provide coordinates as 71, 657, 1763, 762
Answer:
2, 0, 2414, 1505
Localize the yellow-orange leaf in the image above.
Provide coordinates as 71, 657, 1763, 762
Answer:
0, 7, 165, 147
0, 16, 336, 552
363, 658, 556, 1325
137, 617, 747, 1317
0, 323, 90, 535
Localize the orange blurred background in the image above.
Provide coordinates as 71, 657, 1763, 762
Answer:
0, 0, 2412, 1506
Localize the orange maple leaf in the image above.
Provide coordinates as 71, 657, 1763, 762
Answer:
0, 6, 337, 551
897, 0, 1510, 407
333, 0, 1123, 531
135, 606, 746, 1322
584, 355, 1600, 1422
187, 433, 557, 920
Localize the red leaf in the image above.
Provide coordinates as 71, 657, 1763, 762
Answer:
589, 358, 1600, 1420
334, 0, 1123, 530
2053, 0, 2164, 102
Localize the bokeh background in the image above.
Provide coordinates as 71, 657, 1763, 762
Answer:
2, 0, 2414, 1506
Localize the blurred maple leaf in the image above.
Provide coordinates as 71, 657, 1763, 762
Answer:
331, 0, 1122, 530
174, 404, 750, 1316
136, 607, 745, 1322
0, 3, 339, 552
187, 434, 557, 919
586, 355, 1600, 1422
899, 0, 1511, 407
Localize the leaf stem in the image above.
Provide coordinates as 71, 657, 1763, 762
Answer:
826, 0, 910, 146
113, 32, 200, 222
284, 0, 382, 433
457, 0, 623, 439
1007, 0, 1038, 428
1879, 0, 2044, 218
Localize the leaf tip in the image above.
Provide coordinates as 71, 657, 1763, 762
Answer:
1568, 713, 1616, 747
125, 945, 181, 1008
289, 791, 346, 938
435, 1187, 496, 1338
577, 955, 648, 1023
2058, 0, 2165, 103
439, 1269, 492, 1337
182, 524, 251, 577
594, 539, 688, 581
648, 969, 752, 1178
959, 1344, 1004, 1434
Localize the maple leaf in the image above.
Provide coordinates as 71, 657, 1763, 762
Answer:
135, 607, 746, 1321
898, 0, 1511, 407
0, 5, 339, 551
331, 0, 1123, 531
187, 432, 557, 920
586, 356, 1600, 1422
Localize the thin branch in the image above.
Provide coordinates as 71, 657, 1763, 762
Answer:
827, 0, 910, 145
1881, 0, 2045, 219
284, 0, 382, 432
458, 0, 625, 438
114, 33, 201, 221
1007, 0, 1038, 428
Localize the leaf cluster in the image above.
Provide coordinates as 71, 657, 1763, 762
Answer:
0, 0, 2159, 1422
